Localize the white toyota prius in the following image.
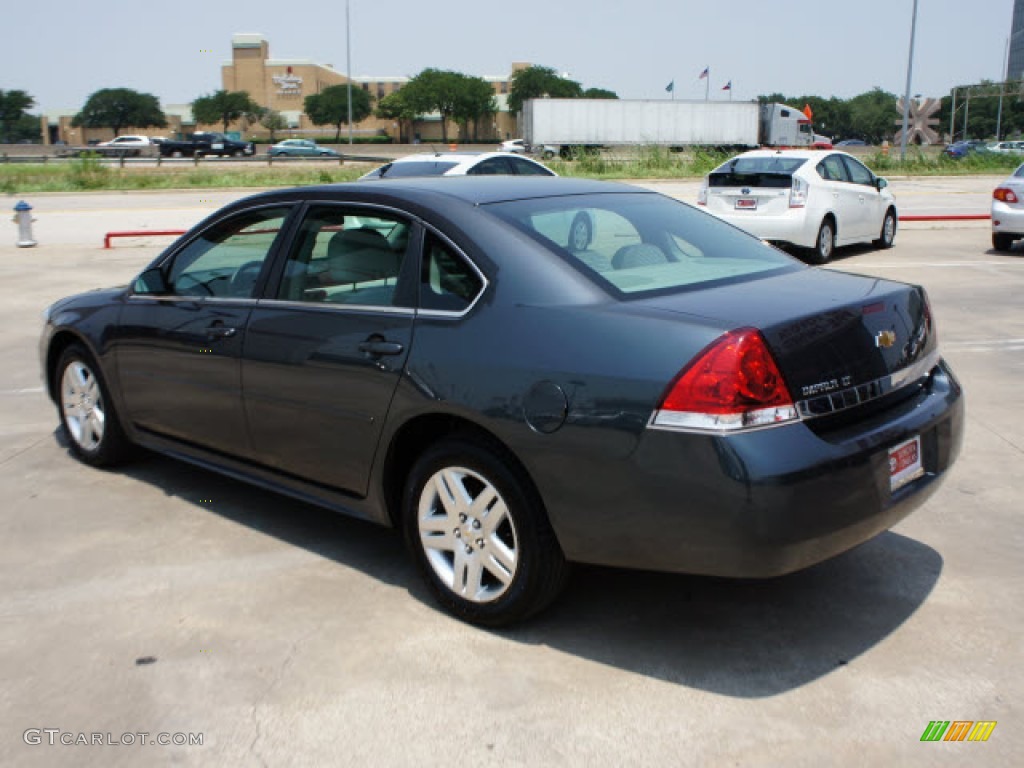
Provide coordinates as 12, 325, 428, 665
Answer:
699, 149, 897, 263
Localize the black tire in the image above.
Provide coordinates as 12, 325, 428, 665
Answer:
402, 437, 568, 626
568, 212, 593, 252
874, 209, 897, 249
992, 233, 1015, 252
55, 344, 130, 467
808, 218, 835, 264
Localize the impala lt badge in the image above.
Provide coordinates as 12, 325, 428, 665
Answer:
876, 330, 897, 349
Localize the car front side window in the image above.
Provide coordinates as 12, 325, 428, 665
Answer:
842, 156, 875, 186
137, 206, 292, 299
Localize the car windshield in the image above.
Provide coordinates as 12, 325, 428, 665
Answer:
708, 156, 807, 188
366, 161, 460, 179
1015, 165, 1024, 178
486, 192, 800, 297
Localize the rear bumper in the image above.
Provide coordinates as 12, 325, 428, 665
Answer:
547, 359, 963, 577
991, 201, 1024, 235
710, 207, 816, 249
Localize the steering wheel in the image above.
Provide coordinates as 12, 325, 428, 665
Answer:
228, 261, 264, 298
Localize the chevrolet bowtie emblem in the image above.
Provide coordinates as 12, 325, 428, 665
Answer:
876, 330, 897, 349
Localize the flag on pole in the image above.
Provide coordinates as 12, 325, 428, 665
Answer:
722, 81, 732, 91
698, 67, 709, 80
665, 80, 674, 93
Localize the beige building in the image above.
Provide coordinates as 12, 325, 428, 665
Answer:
42, 34, 524, 145
221, 33, 523, 141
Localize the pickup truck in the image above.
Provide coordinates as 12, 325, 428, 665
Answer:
158, 132, 255, 158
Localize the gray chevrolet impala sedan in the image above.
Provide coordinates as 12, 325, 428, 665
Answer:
41, 177, 963, 625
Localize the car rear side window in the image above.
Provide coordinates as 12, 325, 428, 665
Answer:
488, 192, 799, 297
509, 158, 555, 176
370, 161, 459, 178
419, 233, 484, 313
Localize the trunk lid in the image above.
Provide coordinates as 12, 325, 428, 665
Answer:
633, 268, 936, 408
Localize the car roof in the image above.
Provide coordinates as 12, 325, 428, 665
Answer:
390, 151, 520, 163
236, 176, 642, 207
728, 148, 841, 161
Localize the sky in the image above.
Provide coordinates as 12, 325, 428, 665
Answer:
1, 0, 1015, 113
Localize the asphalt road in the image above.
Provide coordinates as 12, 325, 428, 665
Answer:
0, 190, 1020, 767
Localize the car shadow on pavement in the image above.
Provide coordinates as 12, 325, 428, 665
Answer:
105, 446, 942, 699
511, 532, 942, 697
106, 448, 416, 591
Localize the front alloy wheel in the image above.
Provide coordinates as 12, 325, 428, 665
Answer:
404, 438, 567, 626
875, 210, 897, 249
61, 360, 105, 452
56, 345, 129, 466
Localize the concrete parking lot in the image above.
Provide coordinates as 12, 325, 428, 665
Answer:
1, 187, 1020, 766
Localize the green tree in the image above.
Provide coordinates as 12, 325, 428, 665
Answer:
400, 69, 468, 144
452, 76, 498, 141
846, 87, 899, 144
376, 90, 420, 143
507, 66, 583, 114
258, 109, 288, 142
582, 87, 618, 99
192, 90, 261, 133
305, 84, 373, 142
0, 89, 35, 143
72, 88, 166, 137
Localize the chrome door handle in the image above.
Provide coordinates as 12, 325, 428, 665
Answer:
205, 325, 237, 339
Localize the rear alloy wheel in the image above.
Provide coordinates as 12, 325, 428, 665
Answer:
874, 210, 897, 249
992, 233, 1015, 252
403, 438, 567, 626
56, 345, 129, 467
810, 218, 835, 264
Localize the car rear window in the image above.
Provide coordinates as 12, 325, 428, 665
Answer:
708, 156, 807, 188
366, 161, 460, 179
486, 192, 800, 297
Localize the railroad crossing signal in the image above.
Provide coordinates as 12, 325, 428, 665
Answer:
894, 97, 941, 145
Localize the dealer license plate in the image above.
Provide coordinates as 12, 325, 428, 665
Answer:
889, 435, 924, 491
735, 198, 757, 210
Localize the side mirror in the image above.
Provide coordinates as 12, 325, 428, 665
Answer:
876, 177, 888, 190
134, 267, 169, 295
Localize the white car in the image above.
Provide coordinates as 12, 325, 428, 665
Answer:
360, 151, 556, 179
988, 141, 1024, 155
991, 163, 1024, 251
97, 135, 155, 148
698, 149, 897, 263
500, 139, 558, 159
499, 139, 528, 154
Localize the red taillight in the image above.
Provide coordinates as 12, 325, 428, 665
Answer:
653, 328, 798, 432
994, 187, 1019, 203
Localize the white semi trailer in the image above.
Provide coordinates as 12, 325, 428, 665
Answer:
521, 99, 814, 157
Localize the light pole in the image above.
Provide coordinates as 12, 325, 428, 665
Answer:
346, 0, 354, 146
900, 0, 919, 161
